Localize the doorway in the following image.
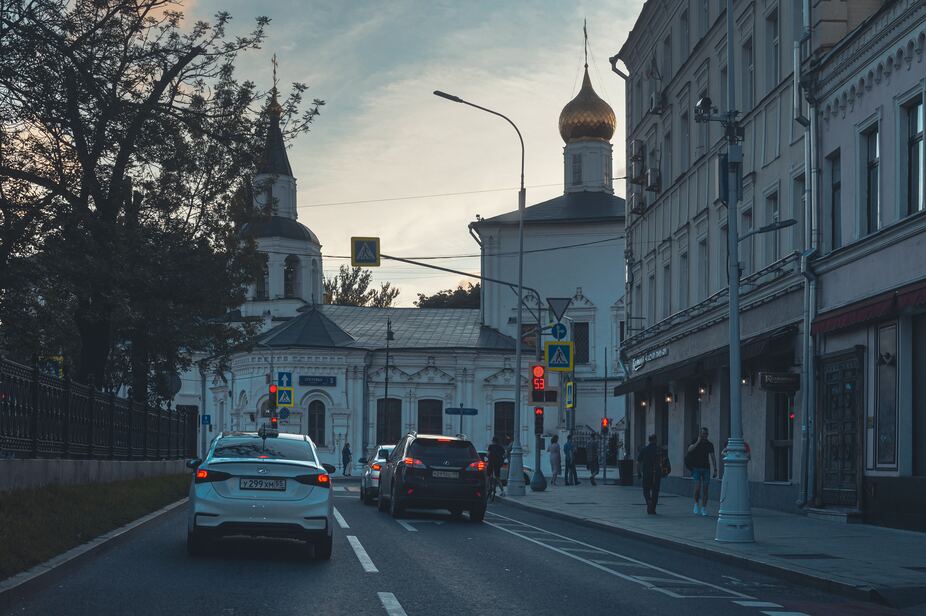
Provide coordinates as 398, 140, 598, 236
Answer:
819, 353, 862, 507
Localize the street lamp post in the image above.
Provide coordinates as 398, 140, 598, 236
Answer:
384, 318, 394, 451
434, 90, 528, 497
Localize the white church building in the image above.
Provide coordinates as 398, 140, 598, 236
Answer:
175, 68, 626, 470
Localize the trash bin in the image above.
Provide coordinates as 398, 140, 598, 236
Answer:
618, 459, 634, 486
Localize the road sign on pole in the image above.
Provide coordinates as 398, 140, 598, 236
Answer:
546, 297, 572, 322
276, 387, 294, 407
201, 414, 211, 426
277, 371, 292, 387
565, 381, 574, 408
551, 322, 568, 340
351, 237, 381, 267
545, 341, 574, 372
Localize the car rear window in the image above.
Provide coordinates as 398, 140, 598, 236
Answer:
213, 437, 314, 461
408, 439, 477, 465
377, 448, 393, 459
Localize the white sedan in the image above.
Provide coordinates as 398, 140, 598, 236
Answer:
359, 444, 394, 505
186, 431, 336, 559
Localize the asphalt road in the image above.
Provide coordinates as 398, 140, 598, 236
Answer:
2, 482, 912, 616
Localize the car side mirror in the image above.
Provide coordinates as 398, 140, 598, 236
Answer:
186, 458, 202, 469
322, 463, 337, 474
358, 457, 368, 465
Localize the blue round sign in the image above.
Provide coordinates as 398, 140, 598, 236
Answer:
279, 408, 290, 420
551, 322, 568, 340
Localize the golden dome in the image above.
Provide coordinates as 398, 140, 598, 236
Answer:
558, 67, 616, 143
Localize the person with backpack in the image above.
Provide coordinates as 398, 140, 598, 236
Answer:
685, 427, 717, 516
637, 434, 662, 514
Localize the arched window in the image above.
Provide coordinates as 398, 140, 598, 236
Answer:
494, 401, 514, 443
417, 399, 443, 434
284, 255, 300, 298
255, 254, 269, 300
308, 400, 326, 446
376, 398, 402, 445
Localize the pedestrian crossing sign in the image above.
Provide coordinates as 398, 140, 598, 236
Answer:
276, 387, 294, 408
351, 237, 380, 267
545, 341, 574, 372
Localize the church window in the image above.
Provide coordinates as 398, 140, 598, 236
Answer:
573, 322, 590, 365
308, 400, 326, 446
284, 255, 300, 298
255, 254, 269, 300
377, 398, 402, 445
572, 154, 582, 185
417, 399, 443, 434
493, 401, 514, 443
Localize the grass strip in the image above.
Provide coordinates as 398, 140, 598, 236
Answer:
0, 473, 189, 580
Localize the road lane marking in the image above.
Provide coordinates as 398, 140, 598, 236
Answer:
734, 602, 782, 608
396, 520, 417, 532
377, 592, 408, 616
333, 507, 349, 529
486, 511, 755, 600
760, 612, 809, 616
346, 535, 378, 573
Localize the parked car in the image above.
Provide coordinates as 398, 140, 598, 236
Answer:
359, 444, 394, 505
477, 450, 533, 486
378, 432, 487, 522
185, 430, 336, 559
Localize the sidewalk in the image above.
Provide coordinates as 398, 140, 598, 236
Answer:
500, 480, 926, 607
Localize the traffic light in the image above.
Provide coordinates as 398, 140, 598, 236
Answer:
601, 417, 610, 435
270, 415, 279, 428
531, 365, 545, 391
269, 383, 278, 410
534, 407, 544, 435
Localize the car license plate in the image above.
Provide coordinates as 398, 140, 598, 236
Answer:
239, 478, 286, 491
432, 470, 458, 479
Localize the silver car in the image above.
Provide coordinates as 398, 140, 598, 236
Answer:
186, 431, 336, 559
359, 444, 394, 505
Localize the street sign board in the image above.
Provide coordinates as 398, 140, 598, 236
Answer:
299, 375, 336, 387
565, 381, 575, 408
276, 387, 294, 407
545, 341, 574, 372
546, 297, 572, 322
351, 236, 381, 267
277, 371, 293, 387
445, 407, 478, 416
201, 414, 211, 426
551, 322, 568, 340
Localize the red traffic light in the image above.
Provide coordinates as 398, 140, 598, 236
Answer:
534, 407, 544, 415
531, 365, 545, 378
601, 417, 609, 428
269, 384, 278, 394
270, 416, 278, 425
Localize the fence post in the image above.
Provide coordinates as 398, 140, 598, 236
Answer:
109, 391, 116, 459
63, 374, 72, 457
30, 360, 39, 457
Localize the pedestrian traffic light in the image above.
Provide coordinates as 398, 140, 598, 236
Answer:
601, 417, 609, 435
531, 365, 545, 391
534, 407, 544, 435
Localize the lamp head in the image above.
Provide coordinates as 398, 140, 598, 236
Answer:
433, 90, 463, 103
695, 96, 713, 120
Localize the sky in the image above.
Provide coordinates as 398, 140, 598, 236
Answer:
191, 0, 645, 305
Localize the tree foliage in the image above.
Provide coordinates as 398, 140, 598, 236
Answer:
415, 283, 480, 308
324, 265, 399, 308
0, 0, 323, 400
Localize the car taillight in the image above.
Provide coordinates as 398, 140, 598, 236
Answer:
466, 460, 487, 472
371, 463, 382, 471
295, 473, 331, 487
194, 469, 231, 484
403, 457, 426, 469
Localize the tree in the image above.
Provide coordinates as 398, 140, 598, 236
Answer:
415, 283, 480, 308
0, 0, 323, 396
325, 265, 399, 308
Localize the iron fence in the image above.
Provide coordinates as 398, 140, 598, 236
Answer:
0, 357, 197, 460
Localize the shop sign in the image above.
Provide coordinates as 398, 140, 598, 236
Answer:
758, 371, 800, 392
631, 347, 668, 372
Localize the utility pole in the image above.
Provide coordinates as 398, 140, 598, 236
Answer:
384, 318, 394, 443
603, 348, 608, 484
531, 296, 548, 491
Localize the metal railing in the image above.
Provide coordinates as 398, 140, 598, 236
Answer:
0, 357, 197, 460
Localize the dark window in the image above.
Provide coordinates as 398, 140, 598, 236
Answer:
417, 399, 443, 434
876, 323, 898, 466
829, 151, 842, 250
255, 254, 269, 300
907, 99, 924, 216
770, 393, 793, 481
864, 126, 880, 235
662, 34, 672, 81
680, 9, 689, 54
376, 447, 394, 460
766, 8, 779, 92
742, 37, 754, 110
573, 321, 590, 364
408, 438, 478, 465
493, 401, 514, 443
698, 0, 709, 38
213, 437, 313, 461
308, 400, 325, 446
284, 255, 300, 298
376, 398, 402, 445
572, 154, 582, 185
766, 191, 780, 263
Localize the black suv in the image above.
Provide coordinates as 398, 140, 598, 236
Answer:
377, 432, 487, 522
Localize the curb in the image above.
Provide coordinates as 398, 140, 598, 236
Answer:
0, 497, 188, 610
497, 495, 888, 606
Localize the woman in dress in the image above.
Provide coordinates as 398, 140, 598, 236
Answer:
549, 434, 562, 485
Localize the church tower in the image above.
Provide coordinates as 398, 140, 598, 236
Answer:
558, 64, 616, 195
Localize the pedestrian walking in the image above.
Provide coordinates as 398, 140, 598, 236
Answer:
342, 442, 352, 476
564, 433, 580, 485
587, 433, 600, 486
637, 434, 661, 514
549, 435, 562, 485
685, 427, 717, 516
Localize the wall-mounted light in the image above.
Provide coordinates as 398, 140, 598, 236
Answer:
698, 385, 708, 396
641, 399, 648, 408
665, 392, 674, 404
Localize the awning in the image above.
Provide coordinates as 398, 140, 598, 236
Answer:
811, 277, 926, 335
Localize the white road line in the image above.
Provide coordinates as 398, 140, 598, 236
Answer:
346, 535, 378, 573
377, 592, 408, 616
733, 602, 783, 608
333, 507, 349, 529
396, 519, 417, 532
486, 511, 755, 601
761, 612, 810, 616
